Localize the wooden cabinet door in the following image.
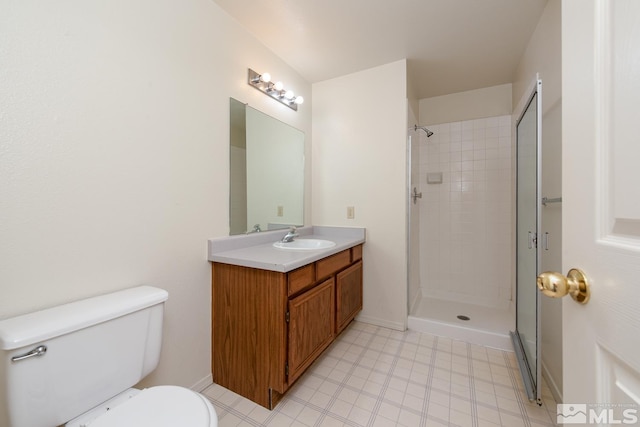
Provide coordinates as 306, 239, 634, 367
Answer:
287, 278, 335, 384
335, 260, 363, 334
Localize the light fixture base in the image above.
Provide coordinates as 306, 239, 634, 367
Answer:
247, 68, 298, 111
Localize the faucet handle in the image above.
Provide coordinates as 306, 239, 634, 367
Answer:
281, 226, 299, 242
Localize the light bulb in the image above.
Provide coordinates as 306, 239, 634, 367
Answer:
294, 96, 304, 105
260, 73, 271, 83
273, 81, 284, 91
284, 90, 295, 100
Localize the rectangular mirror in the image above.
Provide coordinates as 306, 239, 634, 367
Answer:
229, 98, 305, 235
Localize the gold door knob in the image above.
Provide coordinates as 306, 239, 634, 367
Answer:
536, 268, 590, 304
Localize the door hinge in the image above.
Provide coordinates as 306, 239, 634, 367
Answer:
285, 362, 289, 377
285, 311, 290, 323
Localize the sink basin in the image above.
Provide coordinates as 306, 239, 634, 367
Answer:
273, 239, 336, 250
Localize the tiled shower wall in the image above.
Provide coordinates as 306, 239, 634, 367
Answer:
419, 116, 512, 309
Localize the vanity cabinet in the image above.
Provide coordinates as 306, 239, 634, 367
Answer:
211, 244, 363, 409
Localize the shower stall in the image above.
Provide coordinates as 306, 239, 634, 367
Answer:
406, 115, 516, 351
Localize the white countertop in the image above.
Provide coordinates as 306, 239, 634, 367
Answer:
208, 226, 365, 272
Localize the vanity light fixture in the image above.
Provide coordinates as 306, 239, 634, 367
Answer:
247, 68, 304, 111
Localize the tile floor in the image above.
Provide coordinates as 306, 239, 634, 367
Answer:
202, 321, 557, 426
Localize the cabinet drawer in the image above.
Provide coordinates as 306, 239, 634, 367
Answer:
288, 264, 315, 296
316, 249, 351, 280
351, 244, 363, 261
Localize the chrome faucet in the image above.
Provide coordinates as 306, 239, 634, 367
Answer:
247, 224, 262, 233
281, 226, 299, 243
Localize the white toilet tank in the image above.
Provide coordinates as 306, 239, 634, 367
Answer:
0, 286, 169, 427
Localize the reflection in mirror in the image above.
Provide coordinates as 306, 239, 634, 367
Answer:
229, 98, 305, 235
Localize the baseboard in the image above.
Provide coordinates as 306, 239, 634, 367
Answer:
356, 314, 406, 331
191, 373, 213, 393
542, 359, 563, 403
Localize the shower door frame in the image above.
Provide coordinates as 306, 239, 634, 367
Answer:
511, 76, 543, 405
406, 130, 421, 315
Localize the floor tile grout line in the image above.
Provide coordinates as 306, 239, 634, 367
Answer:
306, 342, 519, 423
204, 322, 556, 427
365, 328, 411, 427
285, 393, 363, 427
337, 333, 507, 368
419, 335, 440, 427
466, 342, 479, 427
257, 323, 376, 426
204, 395, 265, 426
503, 350, 535, 427
312, 324, 380, 427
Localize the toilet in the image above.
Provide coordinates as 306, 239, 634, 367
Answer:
0, 286, 218, 427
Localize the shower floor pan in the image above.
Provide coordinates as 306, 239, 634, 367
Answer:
408, 296, 514, 351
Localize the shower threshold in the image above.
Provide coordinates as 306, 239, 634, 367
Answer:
408, 296, 514, 351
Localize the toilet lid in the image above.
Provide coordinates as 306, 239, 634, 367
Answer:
89, 386, 217, 427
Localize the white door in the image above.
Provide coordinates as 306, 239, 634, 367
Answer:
559, 0, 640, 424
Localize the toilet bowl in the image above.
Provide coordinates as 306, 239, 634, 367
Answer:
0, 286, 219, 427
66, 386, 218, 427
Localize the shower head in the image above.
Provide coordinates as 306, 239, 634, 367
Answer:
413, 125, 434, 137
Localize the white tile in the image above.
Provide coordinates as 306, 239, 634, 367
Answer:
377, 401, 401, 422
336, 386, 358, 404
279, 399, 305, 419
402, 393, 424, 412
295, 406, 323, 426
450, 409, 474, 426
318, 380, 340, 396
398, 408, 422, 427
329, 398, 352, 418
383, 387, 405, 405
219, 413, 243, 426
247, 404, 272, 424
354, 393, 377, 411
427, 401, 450, 421
348, 406, 372, 424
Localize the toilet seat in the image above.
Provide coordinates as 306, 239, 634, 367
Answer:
82, 386, 218, 427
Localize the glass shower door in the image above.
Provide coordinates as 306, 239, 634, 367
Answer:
511, 79, 542, 404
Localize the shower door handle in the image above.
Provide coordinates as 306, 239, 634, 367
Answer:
537, 269, 591, 304
412, 187, 422, 204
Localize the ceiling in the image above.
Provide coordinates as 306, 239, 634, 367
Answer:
212, 0, 548, 100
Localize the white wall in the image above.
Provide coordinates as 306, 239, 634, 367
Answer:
0, 0, 311, 392
419, 84, 513, 125
512, 0, 563, 402
312, 60, 408, 330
